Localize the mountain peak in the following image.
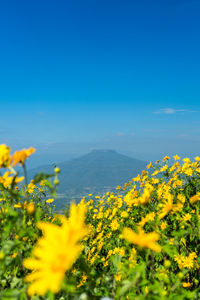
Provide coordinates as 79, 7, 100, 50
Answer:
90, 149, 117, 154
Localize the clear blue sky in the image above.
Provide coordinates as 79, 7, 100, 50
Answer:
1, 0, 200, 160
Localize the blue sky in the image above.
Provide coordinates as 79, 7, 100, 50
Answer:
1, 0, 200, 161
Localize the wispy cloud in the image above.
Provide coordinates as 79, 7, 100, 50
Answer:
153, 108, 198, 115
116, 132, 135, 137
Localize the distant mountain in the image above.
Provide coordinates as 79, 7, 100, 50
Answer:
29, 150, 147, 197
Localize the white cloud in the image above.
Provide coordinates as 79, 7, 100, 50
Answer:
154, 108, 198, 114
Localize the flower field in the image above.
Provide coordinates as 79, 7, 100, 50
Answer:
1, 145, 200, 299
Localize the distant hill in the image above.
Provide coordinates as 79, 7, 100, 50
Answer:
29, 150, 147, 198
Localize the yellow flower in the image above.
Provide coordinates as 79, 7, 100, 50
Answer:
103, 260, 109, 267
115, 273, 122, 281
138, 212, 155, 227
146, 162, 152, 169
46, 198, 54, 204
195, 156, 200, 162
124, 188, 137, 206
138, 184, 154, 205
183, 213, 191, 222
77, 274, 87, 288
184, 167, 193, 176
26, 180, 36, 193
182, 158, 191, 164
0, 144, 11, 167
113, 247, 125, 256
11, 252, 18, 259
173, 155, 180, 161
159, 194, 173, 219
122, 227, 161, 252
160, 164, 168, 172
182, 282, 192, 288
160, 221, 167, 230
182, 256, 194, 269
0, 171, 24, 188
23, 202, 88, 296
132, 174, 141, 182
14, 203, 23, 208
26, 202, 35, 214
190, 193, 200, 204
12, 147, 35, 166
163, 156, 170, 161
121, 211, 128, 218
111, 219, 120, 231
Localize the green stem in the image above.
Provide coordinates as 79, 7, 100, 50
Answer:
23, 163, 29, 202
23, 163, 28, 186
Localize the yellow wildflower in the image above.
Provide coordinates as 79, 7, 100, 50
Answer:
121, 211, 128, 218
146, 162, 152, 169
195, 156, 200, 162
26, 180, 36, 193
46, 198, 54, 204
115, 273, 122, 281
26, 202, 35, 214
163, 156, 170, 161
124, 188, 137, 206
173, 155, 180, 161
183, 213, 191, 222
122, 227, 161, 252
0, 144, 11, 167
12, 147, 35, 166
111, 219, 120, 231
11, 252, 18, 259
182, 282, 192, 288
23, 202, 88, 296
159, 194, 173, 219
182, 158, 191, 164
0, 171, 24, 188
138, 184, 154, 205
160, 221, 167, 230
190, 193, 200, 204
14, 203, 23, 208
77, 274, 87, 288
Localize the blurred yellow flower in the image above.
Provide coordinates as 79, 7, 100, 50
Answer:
173, 155, 180, 161
12, 147, 35, 166
122, 227, 161, 252
163, 156, 170, 161
0, 171, 24, 188
26, 180, 36, 193
160, 221, 167, 230
0, 144, 11, 168
159, 194, 173, 219
26, 202, 35, 214
182, 282, 192, 288
121, 211, 128, 218
190, 193, 200, 204
182, 158, 191, 164
46, 198, 54, 204
23, 202, 88, 296
115, 273, 122, 281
